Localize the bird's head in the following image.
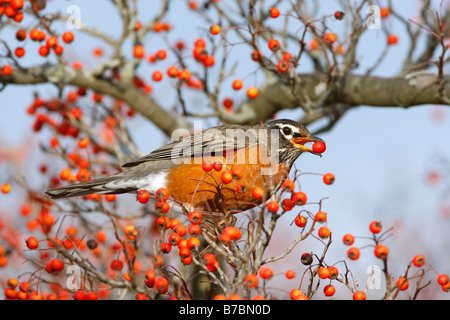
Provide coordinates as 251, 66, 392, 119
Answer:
264, 119, 325, 166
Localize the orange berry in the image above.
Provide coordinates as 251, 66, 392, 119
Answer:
347, 247, 360, 260
324, 32, 337, 44
342, 234, 355, 246
267, 200, 279, 213
396, 277, 409, 290
232, 79, 243, 90
156, 187, 170, 201
328, 266, 339, 279
1, 183, 11, 194
244, 274, 259, 288
380, 7, 390, 19
133, 45, 145, 59
251, 187, 264, 199
281, 198, 294, 211
210, 24, 221, 35
25, 237, 39, 250
152, 70, 163, 81
412, 254, 426, 267
202, 160, 213, 172
323, 172, 335, 185
369, 221, 382, 234
437, 274, 449, 286
290, 289, 307, 300
269, 7, 280, 18
353, 291, 366, 300
294, 215, 307, 228
282, 179, 295, 192
62, 31, 74, 43
318, 267, 330, 279
285, 270, 296, 279
78, 137, 90, 148
374, 245, 389, 259
231, 167, 244, 180
324, 284, 335, 297
221, 172, 233, 184
268, 38, 280, 51
292, 191, 307, 205
1, 65, 13, 76
137, 189, 150, 203
387, 34, 398, 45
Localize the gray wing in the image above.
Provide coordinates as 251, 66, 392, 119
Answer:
122, 124, 259, 168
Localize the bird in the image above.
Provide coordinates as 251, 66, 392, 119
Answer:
46, 119, 324, 215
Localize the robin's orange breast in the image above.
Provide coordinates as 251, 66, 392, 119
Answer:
165, 145, 290, 213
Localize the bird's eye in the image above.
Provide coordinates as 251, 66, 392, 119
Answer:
282, 127, 292, 135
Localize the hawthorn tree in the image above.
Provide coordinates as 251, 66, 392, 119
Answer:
0, 0, 449, 301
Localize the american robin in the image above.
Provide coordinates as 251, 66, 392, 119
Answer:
46, 119, 324, 215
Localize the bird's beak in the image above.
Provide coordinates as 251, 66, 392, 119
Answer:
291, 135, 324, 156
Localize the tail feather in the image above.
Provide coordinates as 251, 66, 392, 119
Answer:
45, 176, 135, 199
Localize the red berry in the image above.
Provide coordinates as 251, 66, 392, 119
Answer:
152, 70, 163, 81
282, 179, 295, 192
133, 45, 145, 58
232, 79, 243, 90
323, 173, 335, 185
73, 291, 86, 300
324, 285, 335, 297
137, 189, 150, 203
318, 267, 330, 279
251, 187, 264, 199
290, 289, 306, 300
231, 167, 244, 180
369, 221, 382, 234
221, 172, 233, 184
156, 187, 170, 201
437, 274, 449, 286
1, 65, 13, 76
213, 161, 223, 171
281, 198, 294, 211
62, 31, 74, 44
412, 254, 426, 267
285, 270, 296, 279
294, 215, 306, 228
312, 141, 326, 153
314, 211, 327, 223
202, 160, 213, 172
110, 259, 124, 271
210, 24, 221, 35
15, 47, 25, 58
396, 277, 409, 290
269, 7, 280, 18
353, 291, 366, 300
267, 200, 279, 213
246, 87, 259, 99
347, 247, 360, 260
268, 38, 280, 51
292, 191, 307, 205
342, 234, 355, 246
236, 184, 246, 194
387, 34, 398, 45
334, 11, 345, 20
318, 226, 331, 239
26, 237, 39, 250
188, 211, 202, 224
374, 245, 389, 259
